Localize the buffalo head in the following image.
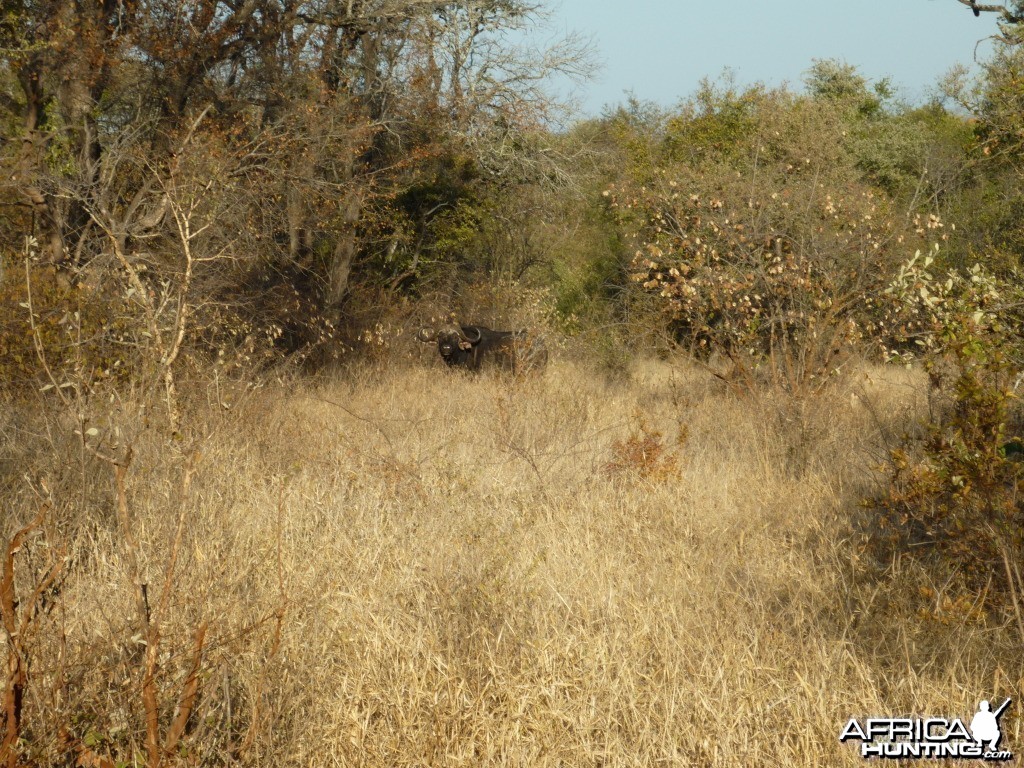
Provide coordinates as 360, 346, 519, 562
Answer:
416, 322, 547, 373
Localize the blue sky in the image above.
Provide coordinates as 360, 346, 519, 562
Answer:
545, 0, 1003, 115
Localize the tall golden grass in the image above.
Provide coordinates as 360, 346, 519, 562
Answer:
1, 357, 1020, 765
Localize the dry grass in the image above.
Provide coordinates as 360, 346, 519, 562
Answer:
2, 357, 1021, 766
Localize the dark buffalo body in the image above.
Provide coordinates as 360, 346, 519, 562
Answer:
417, 324, 548, 373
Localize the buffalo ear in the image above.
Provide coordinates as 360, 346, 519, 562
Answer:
416, 327, 437, 343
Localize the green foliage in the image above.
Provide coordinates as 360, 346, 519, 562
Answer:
975, 44, 1024, 162
590, 59, 1013, 396
879, 247, 1021, 359
804, 59, 890, 117
664, 75, 765, 164
551, 216, 624, 329
847, 112, 927, 197
387, 148, 484, 271
860, 102, 975, 200
802, 61, 973, 200
601, 96, 667, 181
937, 41, 1024, 275
0, 247, 138, 392
40, 100, 77, 178
606, 122, 942, 368
430, 202, 485, 263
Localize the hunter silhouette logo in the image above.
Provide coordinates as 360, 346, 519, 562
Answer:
840, 698, 1013, 761
971, 699, 1010, 751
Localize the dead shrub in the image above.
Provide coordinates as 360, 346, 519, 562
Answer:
603, 417, 683, 482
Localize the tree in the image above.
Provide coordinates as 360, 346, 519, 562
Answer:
0, 0, 593, 370
600, 73, 970, 391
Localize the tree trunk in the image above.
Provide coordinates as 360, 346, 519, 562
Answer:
329, 188, 363, 307
16, 59, 65, 264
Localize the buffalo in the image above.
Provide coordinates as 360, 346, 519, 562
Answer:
416, 323, 548, 373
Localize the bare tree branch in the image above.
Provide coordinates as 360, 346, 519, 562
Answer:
957, 0, 1024, 22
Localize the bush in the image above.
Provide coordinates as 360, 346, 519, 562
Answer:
603, 417, 682, 482
865, 330, 1024, 626
0, 244, 139, 393
601, 78, 973, 394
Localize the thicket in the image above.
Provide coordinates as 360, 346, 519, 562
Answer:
590, 56, 1024, 625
